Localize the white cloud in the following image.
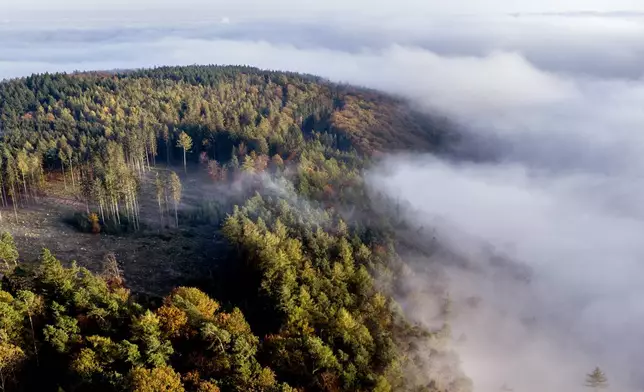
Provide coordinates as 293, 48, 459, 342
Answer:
5, 0, 644, 14
2, 3, 644, 391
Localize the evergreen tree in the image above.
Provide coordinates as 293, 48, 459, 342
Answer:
585, 367, 608, 390
0, 232, 19, 269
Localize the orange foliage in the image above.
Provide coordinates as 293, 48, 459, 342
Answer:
157, 305, 188, 338
196, 381, 220, 392
88, 213, 101, 234
183, 371, 220, 392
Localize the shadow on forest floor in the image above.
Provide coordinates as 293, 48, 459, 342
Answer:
0, 163, 232, 298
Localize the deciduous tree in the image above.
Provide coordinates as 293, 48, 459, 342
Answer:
177, 132, 193, 173
168, 172, 182, 227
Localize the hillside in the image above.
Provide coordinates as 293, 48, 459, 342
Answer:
0, 66, 468, 392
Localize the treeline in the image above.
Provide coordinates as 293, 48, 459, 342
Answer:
0, 66, 468, 391
0, 235, 290, 392
0, 188, 470, 392
0, 66, 447, 224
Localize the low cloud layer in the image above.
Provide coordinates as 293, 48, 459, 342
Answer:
1, 9, 643, 80
369, 155, 644, 391
359, 12, 644, 392
2, 3, 644, 391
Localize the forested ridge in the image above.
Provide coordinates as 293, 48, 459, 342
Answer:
0, 65, 468, 392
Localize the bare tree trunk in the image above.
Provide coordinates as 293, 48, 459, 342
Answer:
114, 199, 121, 225
30, 173, 39, 203
25, 310, 38, 367
166, 139, 171, 166
69, 159, 75, 189
11, 184, 17, 223
99, 200, 105, 223
145, 146, 151, 171
134, 194, 141, 230
21, 175, 28, 204
174, 201, 179, 228
157, 193, 164, 227
164, 192, 169, 227
61, 165, 67, 190
125, 195, 131, 224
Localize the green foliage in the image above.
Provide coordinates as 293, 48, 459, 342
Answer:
0, 66, 466, 392
131, 311, 174, 367
129, 366, 185, 392
223, 195, 405, 390
0, 65, 449, 228
585, 367, 608, 390
0, 232, 19, 269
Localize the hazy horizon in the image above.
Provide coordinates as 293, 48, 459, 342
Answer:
2, 1, 643, 391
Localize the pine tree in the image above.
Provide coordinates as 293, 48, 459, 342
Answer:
0, 232, 19, 269
585, 367, 608, 390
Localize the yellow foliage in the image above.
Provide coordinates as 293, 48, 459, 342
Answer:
71, 348, 100, 379
196, 380, 220, 392
88, 213, 101, 234
0, 290, 14, 303
157, 305, 188, 338
165, 287, 220, 320
0, 342, 25, 369
129, 366, 185, 392
256, 367, 277, 389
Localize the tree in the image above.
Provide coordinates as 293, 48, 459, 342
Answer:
241, 155, 256, 174
207, 160, 224, 182
177, 132, 193, 173
0, 232, 19, 269
16, 290, 43, 366
585, 367, 608, 390
270, 154, 284, 172
155, 173, 166, 227
131, 311, 174, 367
129, 366, 185, 392
0, 342, 25, 392
168, 172, 182, 228
16, 149, 29, 203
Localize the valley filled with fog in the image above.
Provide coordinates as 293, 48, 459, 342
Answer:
1, 1, 643, 391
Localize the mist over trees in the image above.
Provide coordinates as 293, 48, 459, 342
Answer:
586, 367, 608, 391
0, 66, 464, 392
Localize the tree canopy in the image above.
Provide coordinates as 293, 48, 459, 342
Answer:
0, 65, 466, 392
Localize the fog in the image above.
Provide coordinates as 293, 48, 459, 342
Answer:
358, 12, 644, 392
2, 2, 644, 390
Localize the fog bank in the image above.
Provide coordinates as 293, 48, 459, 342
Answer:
2, 3, 644, 390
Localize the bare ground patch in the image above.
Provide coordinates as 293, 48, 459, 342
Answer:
0, 164, 231, 298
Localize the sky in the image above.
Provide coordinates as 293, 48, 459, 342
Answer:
2, 1, 644, 391
4, 0, 644, 14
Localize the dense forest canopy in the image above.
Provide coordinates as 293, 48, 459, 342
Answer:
0, 65, 468, 392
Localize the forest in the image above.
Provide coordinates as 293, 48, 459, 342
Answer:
0, 65, 469, 392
